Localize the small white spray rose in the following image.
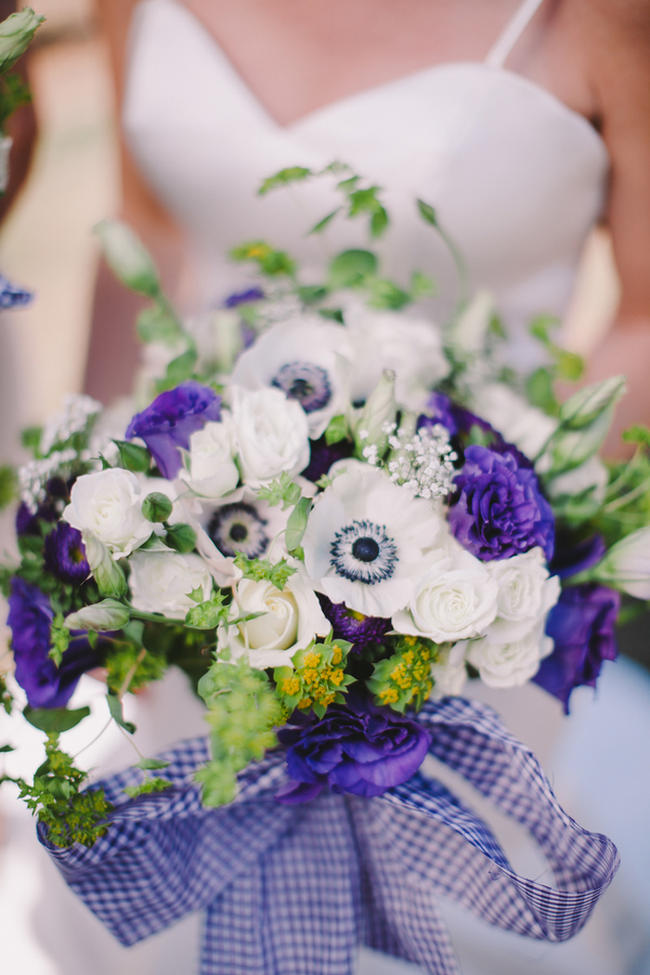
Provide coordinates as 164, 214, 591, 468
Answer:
128, 550, 213, 618
486, 548, 560, 639
218, 570, 330, 669
430, 643, 468, 699
180, 418, 239, 499
231, 386, 310, 489
467, 621, 553, 689
63, 469, 152, 558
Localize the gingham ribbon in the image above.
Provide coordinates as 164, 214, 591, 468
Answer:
39, 697, 619, 974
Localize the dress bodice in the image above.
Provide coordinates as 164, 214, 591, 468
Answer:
123, 0, 609, 364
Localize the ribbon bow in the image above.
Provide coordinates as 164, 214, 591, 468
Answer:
39, 697, 619, 974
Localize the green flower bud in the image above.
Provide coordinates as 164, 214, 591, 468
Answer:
84, 533, 128, 598
141, 491, 173, 523
65, 598, 130, 632
0, 9, 44, 72
354, 369, 396, 459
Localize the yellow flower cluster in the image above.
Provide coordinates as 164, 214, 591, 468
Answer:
275, 639, 354, 718
369, 635, 439, 713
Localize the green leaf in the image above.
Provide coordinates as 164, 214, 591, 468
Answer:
370, 206, 389, 238
324, 414, 349, 445
328, 249, 378, 289
233, 554, 296, 590
112, 439, 151, 472
95, 220, 161, 298
529, 314, 560, 347
308, 208, 341, 235
165, 523, 197, 553
0, 744, 15, 753
0, 464, 17, 510
141, 491, 173, 523
136, 758, 170, 771
136, 304, 182, 345
410, 270, 436, 299
106, 693, 136, 734
365, 277, 411, 310
416, 199, 439, 227
229, 240, 296, 277
526, 367, 559, 416
21, 425, 42, 455
24, 706, 91, 734
65, 598, 130, 632
622, 424, 650, 447
256, 471, 302, 509
296, 284, 329, 305
554, 348, 584, 382
285, 496, 311, 554
185, 591, 229, 630
156, 348, 198, 391
258, 166, 312, 195
124, 777, 172, 798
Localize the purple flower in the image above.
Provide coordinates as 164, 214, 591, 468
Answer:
15, 477, 70, 537
551, 533, 607, 581
301, 436, 353, 483
419, 392, 494, 441
44, 522, 90, 584
0, 273, 32, 309
319, 595, 390, 650
125, 382, 221, 478
7, 578, 101, 709
222, 286, 264, 308
275, 692, 431, 804
534, 584, 620, 712
448, 444, 554, 562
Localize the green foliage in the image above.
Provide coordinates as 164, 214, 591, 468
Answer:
196, 658, 283, 808
328, 249, 378, 289
164, 522, 197, 553
230, 240, 296, 277
155, 347, 198, 392
23, 706, 90, 734
184, 589, 230, 630
622, 424, 650, 448
136, 303, 183, 345
367, 635, 440, 712
0, 464, 17, 509
308, 208, 341, 235
256, 471, 302, 509
18, 737, 112, 848
416, 199, 439, 227
124, 777, 173, 798
258, 166, 312, 195
285, 496, 311, 555
0, 674, 12, 714
233, 554, 296, 590
105, 644, 167, 695
324, 414, 349, 446
48, 613, 71, 665
112, 439, 151, 473
274, 636, 354, 718
410, 270, 436, 299
136, 757, 170, 771
365, 276, 411, 310
106, 692, 136, 734
526, 367, 560, 417
21, 425, 42, 456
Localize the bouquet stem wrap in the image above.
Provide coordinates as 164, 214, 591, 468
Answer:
38, 697, 619, 975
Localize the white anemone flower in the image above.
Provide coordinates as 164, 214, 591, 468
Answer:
302, 462, 444, 617
201, 488, 291, 561
230, 317, 352, 438
343, 299, 449, 410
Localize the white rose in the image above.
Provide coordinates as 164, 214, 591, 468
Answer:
179, 418, 239, 499
231, 386, 310, 489
344, 300, 449, 409
487, 548, 560, 638
470, 383, 556, 461
63, 468, 152, 558
393, 551, 498, 643
0, 595, 14, 678
218, 570, 330, 669
467, 621, 553, 689
128, 550, 213, 618
430, 642, 467, 698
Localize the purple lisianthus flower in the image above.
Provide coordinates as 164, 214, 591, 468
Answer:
534, 583, 620, 713
7, 578, 101, 709
125, 381, 221, 478
275, 691, 431, 804
16, 477, 70, 536
551, 533, 607, 581
448, 444, 554, 562
222, 286, 264, 308
0, 273, 32, 309
319, 595, 390, 650
44, 522, 90, 584
301, 436, 353, 483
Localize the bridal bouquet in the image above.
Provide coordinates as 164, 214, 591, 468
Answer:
0, 165, 645, 971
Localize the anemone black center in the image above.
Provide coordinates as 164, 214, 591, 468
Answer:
289, 378, 313, 401
229, 523, 248, 542
351, 537, 380, 563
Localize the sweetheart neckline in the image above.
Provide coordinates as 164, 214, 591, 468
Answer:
134, 0, 608, 163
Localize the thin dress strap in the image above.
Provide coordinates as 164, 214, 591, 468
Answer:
485, 0, 546, 68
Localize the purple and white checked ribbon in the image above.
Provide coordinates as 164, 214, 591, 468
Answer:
39, 697, 619, 975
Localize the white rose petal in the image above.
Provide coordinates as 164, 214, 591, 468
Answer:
430, 643, 468, 699
393, 551, 498, 643
219, 570, 330, 669
467, 621, 553, 689
63, 468, 152, 558
231, 386, 310, 489
180, 418, 239, 499
0, 595, 14, 678
471, 383, 556, 461
128, 550, 213, 618
486, 547, 560, 638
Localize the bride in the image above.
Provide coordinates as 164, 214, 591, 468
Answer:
35, 1, 649, 973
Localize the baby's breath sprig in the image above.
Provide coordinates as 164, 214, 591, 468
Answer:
274, 636, 355, 719
368, 635, 441, 713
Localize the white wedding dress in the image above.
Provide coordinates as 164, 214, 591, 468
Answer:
11, 0, 649, 972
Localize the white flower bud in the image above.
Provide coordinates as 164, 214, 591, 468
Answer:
65, 599, 130, 632
591, 527, 650, 600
